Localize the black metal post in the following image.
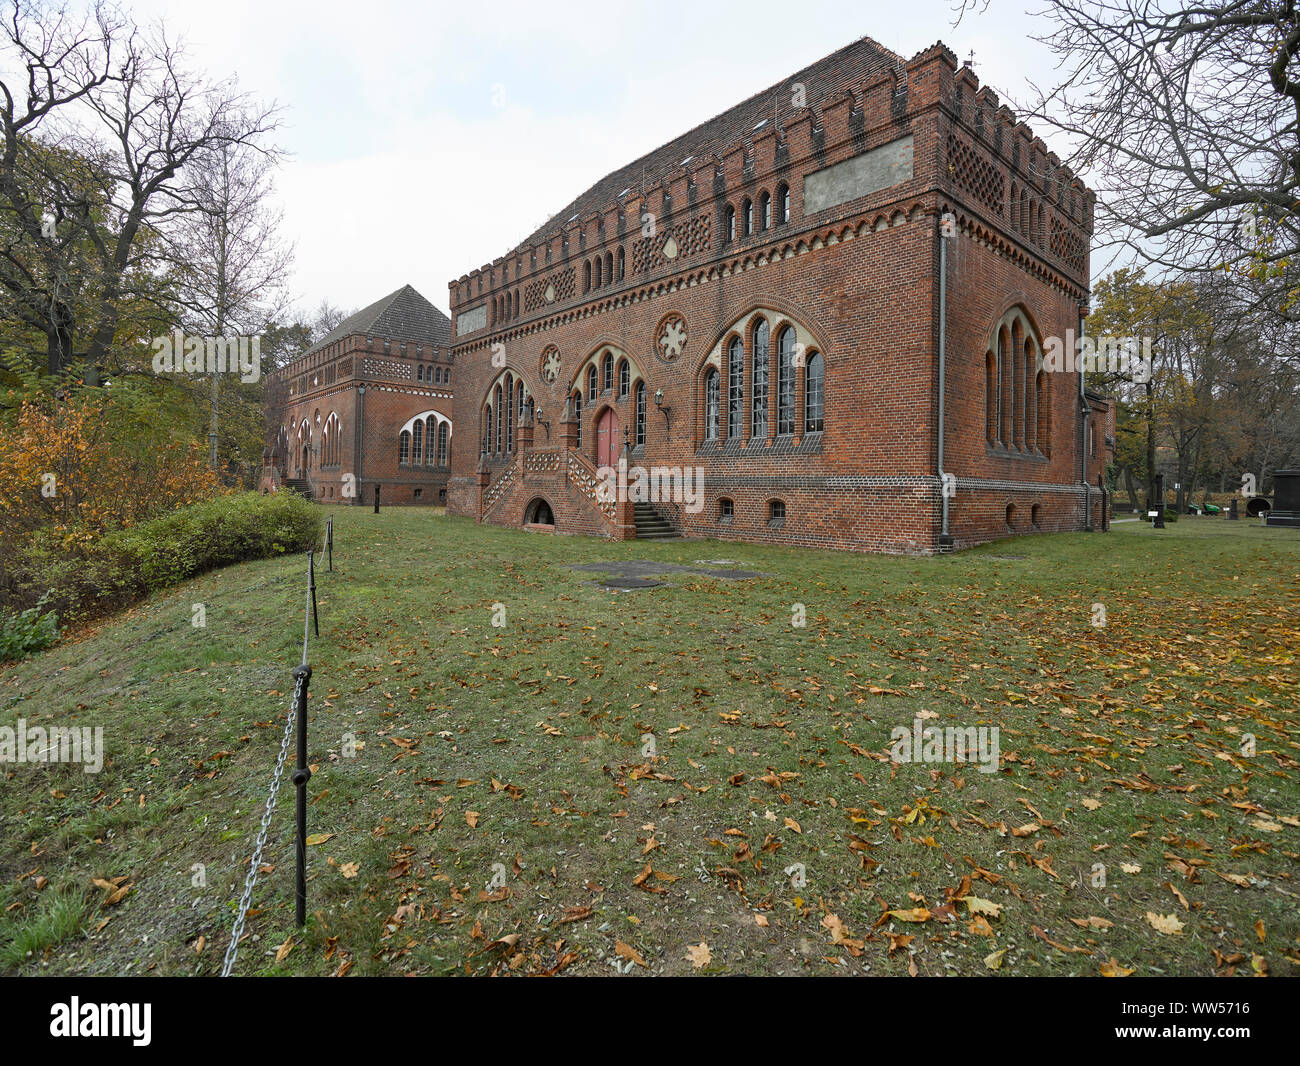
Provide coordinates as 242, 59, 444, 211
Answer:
1099, 473, 1108, 532
373, 483, 380, 513
1153, 474, 1166, 529
1228, 498, 1239, 520
291, 662, 311, 928
308, 549, 319, 638
326, 518, 333, 572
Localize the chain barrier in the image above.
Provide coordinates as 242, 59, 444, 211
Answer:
220, 671, 303, 977
221, 523, 330, 975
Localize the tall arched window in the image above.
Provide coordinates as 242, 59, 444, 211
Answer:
605, 252, 613, 285
742, 198, 753, 237
437, 421, 449, 466
572, 390, 583, 448
617, 359, 630, 398
594, 257, 602, 288
616, 246, 625, 279
805, 351, 824, 433
517, 380, 526, 425
704, 367, 720, 440
985, 351, 997, 444
411, 419, 423, 464
777, 182, 790, 224
587, 365, 598, 401
601, 352, 613, 393
777, 326, 796, 435
727, 336, 744, 439
400, 429, 411, 464
760, 191, 771, 231
417, 365, 424, 382
584, 261, 591, 292
635, 380, 646, 446
752, 318, 769, 439
483, 409, 492, 454
725, 204, 736, 243
494, 384, 503, 453
504, 373, 515, 453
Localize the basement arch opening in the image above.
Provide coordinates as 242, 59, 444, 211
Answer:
524, 497, 555, 528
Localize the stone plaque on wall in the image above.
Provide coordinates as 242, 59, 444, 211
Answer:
456, 304, 487, 336
803, 134, 914, 215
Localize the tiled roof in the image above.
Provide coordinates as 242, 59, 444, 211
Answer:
505, 36, 905, 260
308, 284, 451, 355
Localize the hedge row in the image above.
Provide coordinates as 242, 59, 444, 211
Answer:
1, 491, 323, 629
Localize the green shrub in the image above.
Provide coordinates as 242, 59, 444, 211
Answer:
0, 591, 61, 661
1, 492, 322, 623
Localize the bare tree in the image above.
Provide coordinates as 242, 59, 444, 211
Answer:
165, 138, 293, 467
999, 1, 1298, 321
0, 0, 282, 377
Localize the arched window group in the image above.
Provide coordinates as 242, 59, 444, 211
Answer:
321, 412, 342, 466
1009, 183, 1045, 249
583, 247, 624, 294
399, 411, 451, 468
480, 370, 529, 458
492, 289, 520, 327
567, 347, 646, 451
985, 307, 1048, 456
722, 182, 790, 245
416, 364, 450, 385
702, 314, 824, 443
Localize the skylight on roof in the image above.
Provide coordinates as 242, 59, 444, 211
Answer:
681, 155, 693, 165
618, 188, 630, 197
752, 119, 768, 130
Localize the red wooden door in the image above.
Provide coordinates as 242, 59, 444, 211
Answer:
595, 408, 619, 468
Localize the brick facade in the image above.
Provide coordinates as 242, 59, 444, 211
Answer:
443, 37, 1111, 554
262, 285, 454, 507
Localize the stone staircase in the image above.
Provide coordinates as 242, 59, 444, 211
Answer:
283, 477, 315, 501
633, 501, 678, 539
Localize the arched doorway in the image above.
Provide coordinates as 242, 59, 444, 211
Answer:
595, 407, 619, 468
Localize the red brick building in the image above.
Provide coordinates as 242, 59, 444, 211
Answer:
444, 36, 1112, 553
262, 284, 454, 506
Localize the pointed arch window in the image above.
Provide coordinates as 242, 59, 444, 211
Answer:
704, 367, 720, 441
727, 336, 744, 439
805, 351, 824, 433
777, 326, 796, 435
742, 198, 753, 238
724, 204, 736, 243
572, 390, 583, 448
760, 191, 771, 231
601, 351, 613, 393
494, 384, 503, 453
587, 365, 598, 402
400, 430, 411, 464
618, 359, 630, 398
411, 419, 423, 464
437, 421, 449, 466
751, 318, 769, 439
635, 380, 646, 446
777, 183, 790, 224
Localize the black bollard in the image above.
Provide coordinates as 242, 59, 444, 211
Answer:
326, 517, 333, 572
1228, 498, 1239, 520
291, 663, 312, 928
308, 549, 319, 638
373, 483, 380, 514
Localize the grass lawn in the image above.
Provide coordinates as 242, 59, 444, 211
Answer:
1, 508, 1297, 976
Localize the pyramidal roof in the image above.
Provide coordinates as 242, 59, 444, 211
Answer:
502, 36, 905, 261
308, 284, 451, 355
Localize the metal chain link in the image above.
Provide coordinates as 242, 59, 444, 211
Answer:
220, 671, 303, 977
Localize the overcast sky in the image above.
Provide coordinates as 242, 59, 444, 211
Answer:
125, 0, 1071, 322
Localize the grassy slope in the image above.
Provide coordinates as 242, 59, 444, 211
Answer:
1, 508, 1297, 976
